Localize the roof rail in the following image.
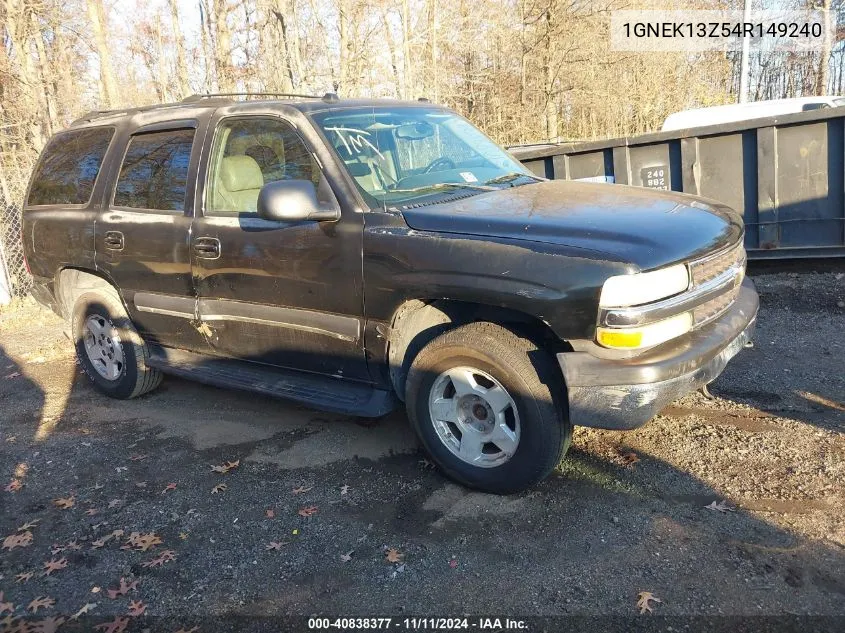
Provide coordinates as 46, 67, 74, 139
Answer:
71, 109, 129, 125
182, 92, 340, 103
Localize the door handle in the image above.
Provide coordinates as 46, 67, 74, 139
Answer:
193, 237, 221, 260
104, 231, 124, 251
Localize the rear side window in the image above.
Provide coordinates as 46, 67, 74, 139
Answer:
27, 127, 114, 206
114, 129, 195, 211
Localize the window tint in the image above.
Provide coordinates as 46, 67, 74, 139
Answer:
27, 127, 114, 206
114, 129, 194, 211
207, 118, 318, 215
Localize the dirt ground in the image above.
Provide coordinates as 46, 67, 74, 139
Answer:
1, 264, 844, 631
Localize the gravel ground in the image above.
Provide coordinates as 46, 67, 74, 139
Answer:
0, 265, 843, 632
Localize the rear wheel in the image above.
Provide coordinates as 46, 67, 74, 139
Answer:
72, 291, 162, 399
406, 322, 571, 494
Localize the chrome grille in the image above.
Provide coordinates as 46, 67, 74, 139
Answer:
688, 241, 746, 327
693, 283, 741, 327
689, 241, 745, 287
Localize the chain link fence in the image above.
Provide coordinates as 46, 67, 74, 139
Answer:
0, 187, 32, 300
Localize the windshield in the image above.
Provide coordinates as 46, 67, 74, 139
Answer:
310, 107, 537, 208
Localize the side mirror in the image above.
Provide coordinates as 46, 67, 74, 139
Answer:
256, 180, 339, 222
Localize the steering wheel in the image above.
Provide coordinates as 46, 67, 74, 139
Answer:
423, 157, 456, 174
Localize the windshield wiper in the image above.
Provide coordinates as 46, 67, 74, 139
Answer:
388, 182, 497, 195
485, 172, 541, 186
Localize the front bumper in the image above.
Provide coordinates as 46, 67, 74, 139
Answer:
558, 278, 758, 430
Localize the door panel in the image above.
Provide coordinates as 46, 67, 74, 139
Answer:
191, 113, 367, 379
96, 124, 209, 352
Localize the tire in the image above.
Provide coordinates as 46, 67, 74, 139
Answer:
405, 322, 572, 494
72, 290, 162, 399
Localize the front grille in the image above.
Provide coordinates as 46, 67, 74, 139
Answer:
689, 241, 745, 287
688, 240, 746, 327
693, 283, 741, 326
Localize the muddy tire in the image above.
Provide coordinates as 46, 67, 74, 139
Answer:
72, 290, 162, 399
405, 322, 571, 494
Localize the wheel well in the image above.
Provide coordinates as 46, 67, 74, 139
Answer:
55, 268, 122, 320
387, 299, 570, 400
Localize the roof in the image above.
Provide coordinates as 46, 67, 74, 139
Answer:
69, 94, 441, 128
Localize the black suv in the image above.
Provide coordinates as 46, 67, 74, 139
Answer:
22, 94, 758, 493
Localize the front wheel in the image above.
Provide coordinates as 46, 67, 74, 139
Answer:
405, 322, 571, 494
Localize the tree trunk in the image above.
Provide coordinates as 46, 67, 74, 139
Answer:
380, 10, 402, 98
816, 0, 832, 94
86, 0, 119, 107
170, 0, 191, 98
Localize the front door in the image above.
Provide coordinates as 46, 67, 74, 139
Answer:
96, 121, 210, 352
190, 113, 368, 379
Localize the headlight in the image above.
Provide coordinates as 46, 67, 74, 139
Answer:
599, 264, 689, 308
597, 312, 693, 350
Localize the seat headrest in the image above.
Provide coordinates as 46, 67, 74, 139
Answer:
220, 155, 263, 192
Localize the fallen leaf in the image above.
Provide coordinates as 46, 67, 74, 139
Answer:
71, 602, 97, 620
94, 616, 129, 633
449, 558, 458, 569
211, 483, 227, 494
292, 485, 313, 495
91, 536, 112, 549
107, 578, 138, 600
385, 547, 403, 563
2, 530, 33, 550
53, 496, 75, 509
28, 597, 55, 614
4, 480, 22, 492
340, 550, 353, 562
31, 616, 65, 633
265, 509, 275, 518
298, 506, 318, 517
115, 466, 127, 473
179, 532, 188, 540
14, 463, 28, 477
15, 571, 35, 583
5, 435, 16, 442
340, 484, 350, 496
43, 558, 68, 575
266, 541, 287, 551
135, 482, 147, 489
124, 532, 162, 552
129, 454, 149, 462
619, 450, 640, 466
705, 500, 735, 513
141, 549, 176, 568
0, 592, 13, 615
127, 600, 146, 617
210, 459, 240, 474
17, 519, 39, 531
5, 372, 20, 379
85, 508, 99, 516
161, 483, 177, 494
108, 499, 123, 508
50, 544, 66, 555
636, 591, 662, 614
65, 540, 82, 551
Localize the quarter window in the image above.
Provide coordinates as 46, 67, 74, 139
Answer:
27, 127, 114, 206
114, 129, 194, 211
207, 117, 318, 215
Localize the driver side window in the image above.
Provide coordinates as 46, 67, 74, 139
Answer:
206, 117, 319, 215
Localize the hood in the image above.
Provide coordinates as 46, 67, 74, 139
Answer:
400, 180, 744, 270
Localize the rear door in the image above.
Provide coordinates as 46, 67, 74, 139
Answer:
190, 109, 368, 379
95, 120, 209, 351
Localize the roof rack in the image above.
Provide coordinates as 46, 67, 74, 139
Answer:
182, 92, 339, 103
